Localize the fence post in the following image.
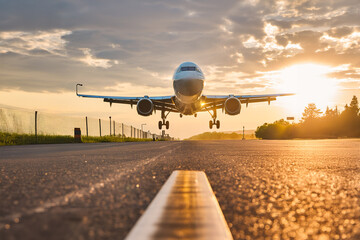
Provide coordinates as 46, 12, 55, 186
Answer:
35, 111, 38, 143
109, 116, 112, 136
122, 123, 124, 138
113, 121, 116, 136
86, 116, 88, 137
131, 126, 132, 138
99, 119, 102, 137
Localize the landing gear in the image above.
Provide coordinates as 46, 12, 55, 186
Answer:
158, 109, 170, 129
209, 119, 220, 129
158, 120, 170, 129
207, 105, 220, 129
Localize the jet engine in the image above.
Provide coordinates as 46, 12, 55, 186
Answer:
137, 98, 154, 116
224, 97, 241, 115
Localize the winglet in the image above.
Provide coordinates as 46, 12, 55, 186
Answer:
76, 84, 83, 96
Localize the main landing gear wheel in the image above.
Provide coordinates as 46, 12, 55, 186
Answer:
159, 121, 170, 129
158, 109, 170, 130
207, 105, 220, 129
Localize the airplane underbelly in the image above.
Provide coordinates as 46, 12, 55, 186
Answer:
174, 97, 202, 115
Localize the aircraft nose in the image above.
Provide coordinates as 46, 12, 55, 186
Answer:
174, 78, 204, 97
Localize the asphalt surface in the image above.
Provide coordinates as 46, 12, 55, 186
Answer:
0, 140, 359, 240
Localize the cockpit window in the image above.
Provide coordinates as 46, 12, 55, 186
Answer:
179, 66, 202, 73
181, 66, 196, 71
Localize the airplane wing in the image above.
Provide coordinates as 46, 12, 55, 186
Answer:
200, 93, 294, 110
76, 84, 178, 112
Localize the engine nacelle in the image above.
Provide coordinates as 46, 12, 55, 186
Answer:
224, 97, 241, 115
137, 98, 154, 116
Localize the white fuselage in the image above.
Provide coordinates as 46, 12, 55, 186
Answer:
172, 62, 205, 115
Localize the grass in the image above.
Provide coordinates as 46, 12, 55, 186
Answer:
187, 131, 258, 140
0, 132, 155, 146
81, 135, 153, 143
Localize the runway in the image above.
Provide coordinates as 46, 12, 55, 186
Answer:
0, 140, 359, 239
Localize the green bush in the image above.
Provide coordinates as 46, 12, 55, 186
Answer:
0, 133, 153, 145
255, 96, 360, 139
187, 131, 256, 140
0, 132, 75, 145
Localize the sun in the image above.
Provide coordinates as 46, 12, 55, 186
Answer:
278, 63, 338, 117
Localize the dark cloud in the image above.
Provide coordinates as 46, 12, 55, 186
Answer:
327, 26, 354, 38
283, 31, 324, 52
28, 49, 52, 56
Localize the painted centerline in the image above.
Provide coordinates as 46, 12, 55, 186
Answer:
125, 170, 233, 240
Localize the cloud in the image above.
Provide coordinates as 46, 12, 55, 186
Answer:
242, 23, 304, 63
0, 0, 359, 94
78, 48, 118, 69
317, 31, 360, 53
0, 29, 71, 56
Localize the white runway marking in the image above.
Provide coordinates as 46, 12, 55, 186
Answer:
0, 144, 180, 230
125, 170, 233, 240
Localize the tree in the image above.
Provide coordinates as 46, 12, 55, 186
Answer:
345, 96, 359, 116
325, 106, 339, 118
339, 96, 360, 137
301, 103, 322, 122
255, 119, 295, 139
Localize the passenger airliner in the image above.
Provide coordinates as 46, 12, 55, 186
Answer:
76, 62, 293, 129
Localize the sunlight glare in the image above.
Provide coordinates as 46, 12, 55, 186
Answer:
278, 63, 338, 117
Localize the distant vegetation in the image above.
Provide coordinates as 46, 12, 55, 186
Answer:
187, 131, 256, 140
255, 95, 360, 139
0, 133, 154, 146
0, 133, 75, 145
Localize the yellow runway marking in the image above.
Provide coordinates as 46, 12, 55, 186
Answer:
125, 170, 233, 240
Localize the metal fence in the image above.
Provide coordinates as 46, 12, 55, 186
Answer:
0, 106, 162, 139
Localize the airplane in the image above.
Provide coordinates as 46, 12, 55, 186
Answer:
76, 62, 293, 130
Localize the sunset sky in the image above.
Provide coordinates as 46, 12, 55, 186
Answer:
0, 0, 359, 138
